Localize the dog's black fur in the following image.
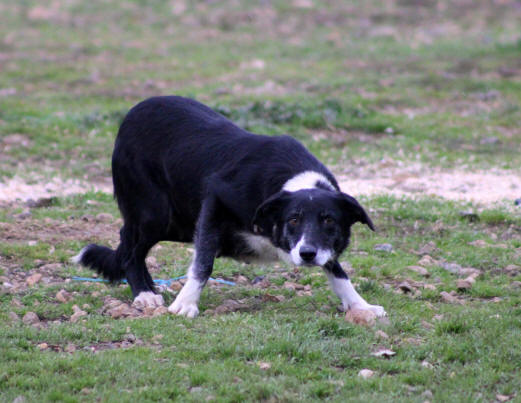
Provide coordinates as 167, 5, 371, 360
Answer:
76, 96, 377, 315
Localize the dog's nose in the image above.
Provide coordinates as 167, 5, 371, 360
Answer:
299, 246, 317, 262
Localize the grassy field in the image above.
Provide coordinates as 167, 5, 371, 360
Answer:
1, 0, 521, 402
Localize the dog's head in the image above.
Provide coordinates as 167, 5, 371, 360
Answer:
252, 189, 374, 266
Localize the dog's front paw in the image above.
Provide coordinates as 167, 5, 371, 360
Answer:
168, 298, 199, 318
132, 291, 164, 309
351, 303, 387, 317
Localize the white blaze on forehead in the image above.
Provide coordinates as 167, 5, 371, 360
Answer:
282, 171, 335, 192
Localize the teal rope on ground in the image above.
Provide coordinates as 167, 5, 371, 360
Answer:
71, 276, 235, 286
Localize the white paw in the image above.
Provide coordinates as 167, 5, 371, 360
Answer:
132, 291, 164, 309
351, 303, 387, 317
168, 298, 199, 318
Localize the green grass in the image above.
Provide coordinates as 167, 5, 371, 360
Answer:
1, 0, 521, 402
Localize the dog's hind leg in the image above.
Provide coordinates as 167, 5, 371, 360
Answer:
323, 261, 386, 317
168, 196, 222, 318
120, 224, 164, 309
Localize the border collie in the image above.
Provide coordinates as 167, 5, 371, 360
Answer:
73, 96, 386, 318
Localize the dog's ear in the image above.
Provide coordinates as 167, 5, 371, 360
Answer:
252, 191, 291, 235
336, 193, 375, 231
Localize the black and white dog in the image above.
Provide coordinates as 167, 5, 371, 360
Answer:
73, 96, 386, 318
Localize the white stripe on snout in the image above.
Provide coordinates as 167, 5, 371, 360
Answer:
282, 171, 335, 192
290, 235, 305, 266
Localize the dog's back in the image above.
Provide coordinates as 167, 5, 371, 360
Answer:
112, 96, 336, 231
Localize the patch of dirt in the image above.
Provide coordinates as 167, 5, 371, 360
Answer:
2, 159, 519, 206
337, 162, 521, 205
0, 217, 120, 245
0, 175, 112, 202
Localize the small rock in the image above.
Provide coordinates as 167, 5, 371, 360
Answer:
440, 262, 461, 275
107, 303, 140, 319
418, 255, 438, 267
422, 390, 433, 399
258, 362, 271, 370
169, 281, 183, 291
417, 241, 437, 255
358, 369, 374, 378
262, 293, 285, 302
65, 343, 76, 353
469, 240, 488, 248
214, 299, 247, 314
70, 305, 87, 323
398, 282, 413, 293
375, 330, 389, 339
235, 275, 249, 285
496, 394, 512, 402
421, 360, 434, 369
407, 265, 430, 277
8, 311, 20, 323
371, 348, 396, 358
374, 243, 393, 253
511, 281, 521, 289
458, 268, 481, 278
345, 309, 376, 326
37, 343, 49, 350
480, 136, 499, 145
55, 289, 71, 303
26, 273, 42, 287
39, 263, 62, 272
12, 396, 26, 403
456, 279, 473, 290
423, 284, 437, 290
95, 213, 113, 223
440, 291, 463, 305
22, 312, 40, 325
152, 306, 168, 316
505, 265, 520, 275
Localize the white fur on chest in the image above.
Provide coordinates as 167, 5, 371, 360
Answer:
239, 232, 292, 264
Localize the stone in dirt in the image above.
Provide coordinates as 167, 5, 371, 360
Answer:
214, 299, 248, 314
234, 275, 249, 285
70, 305, 87, 323
418, 255, 438, 267
440, 291, 464, 305
95, 213, 113, 223
358, 369, 374, 378
65, 343, 76, 353
406, 265, 430, 277
440, 262, 462, 275
26, 273, 42, 286
22, 311, 40, 325
374, 243, 393, 253
345, 309, 376, 326
375, 330, 389, 339
283, 281, 306, 290
37, 343, 49, 350
56, 289, 71, 303
9, 311, 20, 323
417, 241, 437, 255
398, 282, 413, 293
456, 277, 475, 290
505, 265, 520, 275
371, 348, 396, 358
39, 263, 62, 272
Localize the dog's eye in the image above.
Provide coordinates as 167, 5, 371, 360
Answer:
288, 217, 299, 226
323, 217, 334, 225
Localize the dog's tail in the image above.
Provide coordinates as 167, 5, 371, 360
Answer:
71, 244, 125, 281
